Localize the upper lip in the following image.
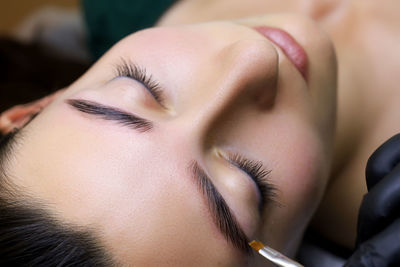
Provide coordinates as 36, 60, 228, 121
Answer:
252, 26, 308, 81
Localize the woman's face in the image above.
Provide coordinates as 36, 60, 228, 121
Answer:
10, 14, 336, 266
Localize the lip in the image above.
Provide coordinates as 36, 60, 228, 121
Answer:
252, 26, 308, 81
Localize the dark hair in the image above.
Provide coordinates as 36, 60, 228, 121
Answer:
0, 130, 115, 266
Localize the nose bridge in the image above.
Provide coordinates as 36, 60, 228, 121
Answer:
182, 39, 279, 147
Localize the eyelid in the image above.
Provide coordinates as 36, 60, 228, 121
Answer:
114, 59, 166, 107
217, 150, 277, 211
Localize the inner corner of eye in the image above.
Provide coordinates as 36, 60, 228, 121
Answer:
213, 147, 229, 160
213, 148, 224, 158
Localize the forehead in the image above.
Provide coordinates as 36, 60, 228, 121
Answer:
11, 104, 246, 265
15, 91, 327, 261
9, 21, 334, 264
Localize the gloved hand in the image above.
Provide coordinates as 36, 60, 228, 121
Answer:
345, 134, 400, 267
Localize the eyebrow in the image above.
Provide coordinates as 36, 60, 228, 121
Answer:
66, 99, 252, 254
189, 161, 252, 254
66, 99, 153, 132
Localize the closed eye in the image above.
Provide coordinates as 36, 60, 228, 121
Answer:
225, 152, 277, 212
114, 59, 166, 107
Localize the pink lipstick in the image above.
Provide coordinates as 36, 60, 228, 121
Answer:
253, 26, 308, 81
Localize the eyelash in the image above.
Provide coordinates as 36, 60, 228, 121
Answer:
114, 60, 276, 207
115, 59, 165, 106
226, 153, 276, 209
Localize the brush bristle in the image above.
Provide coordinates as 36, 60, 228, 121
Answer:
249, 240, 265, 251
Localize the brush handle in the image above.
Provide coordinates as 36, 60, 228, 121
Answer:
259, 246, 304, 267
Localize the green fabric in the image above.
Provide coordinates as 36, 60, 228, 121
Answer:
82, 0, 176, 61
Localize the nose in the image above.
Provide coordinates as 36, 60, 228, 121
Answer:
178, 38, 279, 147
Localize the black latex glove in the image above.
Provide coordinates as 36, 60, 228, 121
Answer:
345, 134, 400, 267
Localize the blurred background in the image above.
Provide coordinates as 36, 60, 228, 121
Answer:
0, 0, 88, 113
0, 0, 79, 36
0, 0, 176, 112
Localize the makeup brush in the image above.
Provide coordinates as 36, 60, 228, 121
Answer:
249, 240, 304, 267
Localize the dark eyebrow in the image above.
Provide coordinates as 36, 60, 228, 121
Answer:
66, 99, 153, 132
189, 160, 252, 255
66, 99, 252, 253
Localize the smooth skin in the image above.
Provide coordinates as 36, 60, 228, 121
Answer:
1, 14, 336, 266
157, 0, 400, 249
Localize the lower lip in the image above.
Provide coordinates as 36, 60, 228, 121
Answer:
253, 26, 308, 81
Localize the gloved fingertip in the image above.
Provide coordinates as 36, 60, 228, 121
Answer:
366, 133, 400, 190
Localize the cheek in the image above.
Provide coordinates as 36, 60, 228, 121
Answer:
258, 120, 330, 255
276, 131, 327, 208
